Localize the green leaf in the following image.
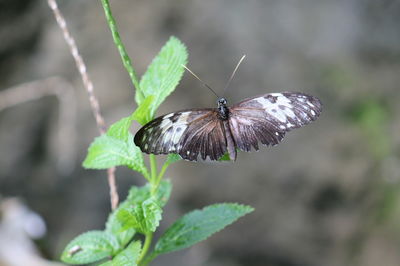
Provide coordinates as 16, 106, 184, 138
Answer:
105, 179, 171, 247
126, 185, 150, 205
99, 241, 142, 266
154, 203, 254, 255
107, 117, 132, 142
125, 134, 149, 176
83, 135, 126, 169
113, 182, 171, 236
140, 198, 163, 233
218, 153, 231, 161
105, 208, 136, 248
131, 95, 155, 125
83, 116, 149, 177
138, 36, 188, 116
218, 149, 240, 161
61, 231, 119, 264
117, 198, 162, 234
127, 180, 172, 208
166, 154, 181, 166
116, 208, 137, 232
155, 180, 172, 207
83, 133, 149, 178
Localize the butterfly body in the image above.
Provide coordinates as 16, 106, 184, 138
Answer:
217, 98, 229, 120
134, 92, 322, 162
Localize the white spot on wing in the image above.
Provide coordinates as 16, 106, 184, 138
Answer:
171, 127, 185, 144
283, 108, 296, 120
160, 118, 172, 129
163, 130, 173, 143
158, 111, 190, 150
177, 112, 191, 122
256, 94, 296, 122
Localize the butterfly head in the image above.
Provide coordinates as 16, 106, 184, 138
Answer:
217, 97, 227, 107
217, 97, 229, 120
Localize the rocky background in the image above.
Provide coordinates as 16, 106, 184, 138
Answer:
1, 0, 400, 266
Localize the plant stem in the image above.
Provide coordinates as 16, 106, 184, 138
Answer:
48, 0, 119, 209
100, 0, 142, 94
140, 252, 158, 266
137, 233, 153, 265
99, 4, 165, 264
154, 162, 169, 190
139, 155, 158, 266
149, 154, 158, 183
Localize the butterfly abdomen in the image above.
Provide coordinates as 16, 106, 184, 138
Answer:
223, 120, 237, 160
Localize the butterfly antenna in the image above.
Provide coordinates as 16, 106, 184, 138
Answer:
222, 54, 246, 96
182, 64, 220, 98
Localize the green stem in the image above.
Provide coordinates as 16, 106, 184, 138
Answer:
100, 2, 162, 265
149, 154, 158, 195
140, 252, 158, 266
149, 155, 157, 181
154, 163, 169, 190
142, 170, 151, 182
100, 0, 142, 95
137, 233, 153, 265
139, 155, 159, 266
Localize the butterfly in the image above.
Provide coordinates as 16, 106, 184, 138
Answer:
134, 92, 322, 161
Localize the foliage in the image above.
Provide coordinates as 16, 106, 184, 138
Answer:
61, 2, 254, 265
153, 203, 254, 255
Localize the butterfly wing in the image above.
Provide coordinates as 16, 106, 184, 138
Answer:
134, 109, 227, 161
228, 92, 322, 152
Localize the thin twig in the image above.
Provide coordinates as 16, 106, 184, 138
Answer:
107, 167, 118, 209
47, 0, 119, 209
47, 0, 105, 133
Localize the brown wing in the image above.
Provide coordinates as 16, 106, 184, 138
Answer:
229, 92, 322, 152
134, 109, 227, 161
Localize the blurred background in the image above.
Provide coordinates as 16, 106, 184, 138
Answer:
1, 0, 400, 265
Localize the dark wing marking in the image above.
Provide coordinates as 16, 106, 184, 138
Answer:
134, 109, 227, 161
229, 92, 322, 152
